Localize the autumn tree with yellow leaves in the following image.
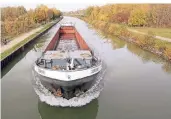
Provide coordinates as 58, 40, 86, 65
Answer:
1, 5, 61, 41
81, 4, 171, 61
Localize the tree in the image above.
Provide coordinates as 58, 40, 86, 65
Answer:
128, 9, 147, 26
1, 5, 61, 41
112, 12, 130, 24
1, 6, 27, 21
85, 6, 93, 17
52, 8, 61, 19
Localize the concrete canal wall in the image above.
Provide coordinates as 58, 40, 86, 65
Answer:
1, 17, 63, 69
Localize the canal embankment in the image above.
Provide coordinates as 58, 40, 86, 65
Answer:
1, 17, 63, 69
81, 19, 171, 62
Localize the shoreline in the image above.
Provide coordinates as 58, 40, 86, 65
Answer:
1, 17, 63, 68
1, 18, 62, 61
81, 18, 171, 63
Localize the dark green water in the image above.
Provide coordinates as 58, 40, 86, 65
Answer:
1, 17, 171, 119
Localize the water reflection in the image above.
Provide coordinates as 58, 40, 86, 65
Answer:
38, 99, 99, 119
108, 35, 126, 49
1, 50, 28, 78
1, 32, 51, 78
1, 42, 37, 78
127, 44, 171, 73
32, 35, 49, 52
162, 62, 171, 74
127, 44, 162, 63
109, 35, 171, 74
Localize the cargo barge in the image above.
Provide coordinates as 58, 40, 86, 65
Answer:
33, 23, 102, 99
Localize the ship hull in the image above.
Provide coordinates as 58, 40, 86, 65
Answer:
36, 71, 98, 87
34, 70, 99, 99
33, 23, 102, 99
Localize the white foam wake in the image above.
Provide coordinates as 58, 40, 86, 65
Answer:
31, 64, 106, 107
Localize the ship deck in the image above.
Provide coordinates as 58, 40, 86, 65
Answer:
44, 25, 90, 52
55, 39, 79, 51
36, 25, 98, 70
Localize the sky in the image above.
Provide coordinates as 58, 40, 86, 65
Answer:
0, 0, 107, 12
0, 3, 106, 12
0, 0, 170, 12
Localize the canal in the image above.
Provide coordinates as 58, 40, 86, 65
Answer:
1, 16, 171, 119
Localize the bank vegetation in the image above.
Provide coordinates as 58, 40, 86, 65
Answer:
1, 5, 61, 43
79, 4, 171, 61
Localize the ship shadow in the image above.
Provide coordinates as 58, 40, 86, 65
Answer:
38, 99, 99, 119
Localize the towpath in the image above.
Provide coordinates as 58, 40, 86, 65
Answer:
1, 26, 43, 53
128, 28, 171, 43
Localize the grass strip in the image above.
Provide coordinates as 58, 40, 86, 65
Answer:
1, 19, 59, 61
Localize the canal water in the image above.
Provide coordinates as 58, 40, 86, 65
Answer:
1, 17, 171, 119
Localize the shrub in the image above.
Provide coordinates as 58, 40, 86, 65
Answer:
154, 40, 166, 52
164, 48, 171, 60
143, 32, 156, 48
108, 24, 117, 34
